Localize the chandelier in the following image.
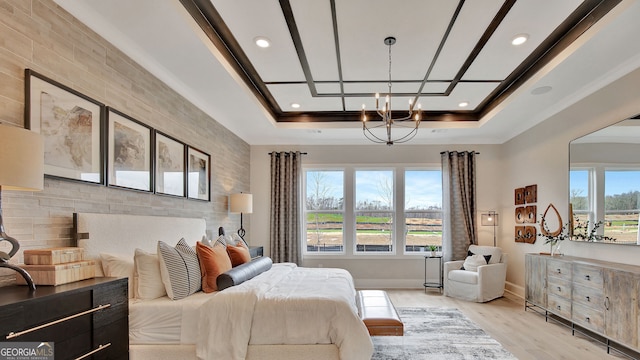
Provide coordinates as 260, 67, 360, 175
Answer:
361, 36, 422, 146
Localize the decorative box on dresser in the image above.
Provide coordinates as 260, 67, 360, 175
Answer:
0, 277, 128, 360
525, 254, 640, 358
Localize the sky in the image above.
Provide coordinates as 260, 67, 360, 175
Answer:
570, 170, 640, 196
306, 169, 442, 209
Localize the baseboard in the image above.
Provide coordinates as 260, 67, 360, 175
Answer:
504, 281, 524, 299
355, 279, 425, 289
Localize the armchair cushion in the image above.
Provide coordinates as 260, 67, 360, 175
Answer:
447, 269, 478, 285
462, 254, 489, 271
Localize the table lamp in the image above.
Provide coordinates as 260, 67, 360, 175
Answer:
0, 125, 44, 290
229, 193, 252, 243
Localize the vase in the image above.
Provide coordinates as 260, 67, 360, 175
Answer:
551, 242, 562, 256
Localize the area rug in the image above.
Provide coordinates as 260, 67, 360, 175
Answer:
371, 307, 518, 360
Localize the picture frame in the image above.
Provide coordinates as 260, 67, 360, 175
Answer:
107, 107, 153, 192
187, 146, 211, 201
25, 69, 105, 184
155, 131, 185, 197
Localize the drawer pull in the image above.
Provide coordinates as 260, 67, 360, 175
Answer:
556, 268, 562, 274
586, 317, 590, 323
605, 296, 610, 310
585, 275, 590, 281
586, 296, 590, 302
74, 343, 111, 360
557, 286, 561, 292
6, 304, 111, 339
557, 305, 561, 310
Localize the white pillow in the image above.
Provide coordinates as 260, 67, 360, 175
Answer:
462, 254, 489, 272
100, 253, 134, 299
134, 248, 167, 300
158, 238, 202, 300
201, 235, 213, 247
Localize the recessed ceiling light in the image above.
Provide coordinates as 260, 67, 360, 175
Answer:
290, 103, 301, 109
458, 101, 469, 108
531, 86, 552, 95
511, 33, 529, 46
254, 36, 271, 48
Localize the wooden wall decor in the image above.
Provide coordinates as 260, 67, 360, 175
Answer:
515, 207, 526, 224
525, 184, 537, 203
525, 205, 537, 223
515, 188, 525, 205
514, 184, 538, 243
515, 226, 525, 243
540, 203, 563, 237
524, 226, 537, 244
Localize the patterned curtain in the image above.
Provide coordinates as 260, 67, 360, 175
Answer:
269, 151, 302, 264
441, 151, 477, 262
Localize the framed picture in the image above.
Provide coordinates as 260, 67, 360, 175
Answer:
155, 131, 185, 197
107, 108, 152, 191
25, 69, 104, 184
187, 146, 211, 201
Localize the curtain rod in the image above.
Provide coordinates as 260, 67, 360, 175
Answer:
440, 151, 480, 155
268, 152, 308, 155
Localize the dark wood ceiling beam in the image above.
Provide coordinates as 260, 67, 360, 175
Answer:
277, 111, 479, 123
179, 0, 283, 116
478, 0, 623, 117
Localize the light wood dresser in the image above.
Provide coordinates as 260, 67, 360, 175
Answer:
525, 254, 640, 358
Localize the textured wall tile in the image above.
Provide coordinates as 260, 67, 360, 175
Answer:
0, 0, 250, 286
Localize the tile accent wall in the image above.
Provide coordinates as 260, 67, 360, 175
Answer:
0, 0, 250, 285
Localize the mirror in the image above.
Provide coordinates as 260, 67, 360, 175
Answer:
569, 115, 640, 244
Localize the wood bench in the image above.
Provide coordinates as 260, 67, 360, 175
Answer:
356, 290, 403, 336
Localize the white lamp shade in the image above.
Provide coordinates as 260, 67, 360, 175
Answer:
230, 193, 252, 214
0, 125, 44, 191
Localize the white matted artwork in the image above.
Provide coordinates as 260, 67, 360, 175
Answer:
107, 107, 152, 191
25, 69, 104, 184
155, 131, 185, 196
187, 146, 210, 201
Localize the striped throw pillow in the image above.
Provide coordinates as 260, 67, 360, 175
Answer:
158, 238, 202, 300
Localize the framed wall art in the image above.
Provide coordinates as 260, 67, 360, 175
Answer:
187, 146, 210, 201
25, 69, 104, 184
107, 107, 152, 192
155, 131, 185, 197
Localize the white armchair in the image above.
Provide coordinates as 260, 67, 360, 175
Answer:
443, 245, 507, 303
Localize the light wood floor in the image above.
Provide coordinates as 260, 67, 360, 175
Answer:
385, 289, 632, 360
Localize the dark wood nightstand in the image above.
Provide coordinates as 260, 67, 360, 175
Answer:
0, 277, 129, 360
249, 246, 263, 259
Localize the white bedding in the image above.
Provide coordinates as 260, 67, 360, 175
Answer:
129, 291, 214, 344
196, 263, 373, 360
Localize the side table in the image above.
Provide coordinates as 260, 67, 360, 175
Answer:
423, 255, 443, 292
249, 246, 264, 259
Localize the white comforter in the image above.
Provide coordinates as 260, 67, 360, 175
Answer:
196, 263, 373, 360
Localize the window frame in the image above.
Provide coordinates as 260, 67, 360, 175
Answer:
302, 164, 442, 258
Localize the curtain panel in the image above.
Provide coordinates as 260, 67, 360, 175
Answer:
441, 151, 477, 262
269, 151, 302, 264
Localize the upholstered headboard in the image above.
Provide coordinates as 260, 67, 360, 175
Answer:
73, 212, 206, 276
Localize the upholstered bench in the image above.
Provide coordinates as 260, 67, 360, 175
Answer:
356, 290, 403, 336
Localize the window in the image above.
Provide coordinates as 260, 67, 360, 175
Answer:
570, 169, 592, 227
404, 170, 443, 252
355, 170, 394, 253
304, 170, 344, 252
604, 170, 640, 243
303, 166, 442, 256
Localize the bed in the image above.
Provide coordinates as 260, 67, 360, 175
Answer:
73, 212, 373, 360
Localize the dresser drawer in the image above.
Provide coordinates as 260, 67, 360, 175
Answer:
547, 294, 572, 319
573, 303, 604, 333
573, 263, 604, 289
547, 259, 572, 281
572, 283, 604, 309
547, 276, 571, 299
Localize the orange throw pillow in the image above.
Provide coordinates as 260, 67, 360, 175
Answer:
196, 242, 232, 292
227, 243, 252, 267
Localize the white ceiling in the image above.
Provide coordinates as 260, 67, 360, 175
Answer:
53, 0, 640, 145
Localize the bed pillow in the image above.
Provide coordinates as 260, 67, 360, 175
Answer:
227, 243, 251, 267
100, 253, 135, 299
217, 256, 273, 291
196, 241, 232, 293
462, 254, 490, 272
158, 238, 202, 300
134, 248, 167, 300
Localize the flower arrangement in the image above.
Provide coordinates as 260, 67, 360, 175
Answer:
572, 219, 615, 242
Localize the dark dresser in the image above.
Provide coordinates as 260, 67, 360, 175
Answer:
0, 277, 128, 360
